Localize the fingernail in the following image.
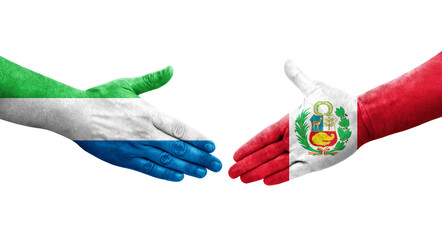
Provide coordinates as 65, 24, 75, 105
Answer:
196, 168, 207, 178
210, 161, 222, 172
174, 173, 184, 181
228, 167, 238, 179
204, 142, 215, 152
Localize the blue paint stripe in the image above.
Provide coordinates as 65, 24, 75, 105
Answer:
74, 140, 221, 180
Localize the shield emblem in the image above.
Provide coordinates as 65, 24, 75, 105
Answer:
309, 114, 338, 147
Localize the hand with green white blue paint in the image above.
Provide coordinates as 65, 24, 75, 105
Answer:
0, 56, 222, 182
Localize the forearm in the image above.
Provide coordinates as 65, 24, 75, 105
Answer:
0, 56, 85, 98
0, 56, 84, 131
357, 52, 442, 147
0, 98, 82, 137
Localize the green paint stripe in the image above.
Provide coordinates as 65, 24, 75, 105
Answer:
0, 56, 173, 98
0, 56, 88, 98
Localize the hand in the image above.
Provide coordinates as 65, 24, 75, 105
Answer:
73, 67, 222, 181
0, 56, 221, 182
229, 60, 357, 185
3, 66, 222, 181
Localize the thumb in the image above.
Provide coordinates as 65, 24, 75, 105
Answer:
284, 60, 316, 95
127, 66, 174, 95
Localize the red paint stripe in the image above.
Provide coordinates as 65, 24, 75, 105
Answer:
358, 52, 442, 148
240, 153, 289, 183
229, 115, 290, 181
233, 115, 289, 161
263, 168, 290, 185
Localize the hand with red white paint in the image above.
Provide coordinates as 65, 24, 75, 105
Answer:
229, 53, 442, 185
0, 57, 222, 182
229, 60, 358, 185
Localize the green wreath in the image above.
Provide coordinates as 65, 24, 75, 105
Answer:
295, 106, 352, 156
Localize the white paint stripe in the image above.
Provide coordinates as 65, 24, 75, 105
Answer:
0, 98, 209, 141
289, 96, 358, 180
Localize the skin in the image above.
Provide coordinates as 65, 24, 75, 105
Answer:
0, 60, 222, 182
229, 60, 358, 185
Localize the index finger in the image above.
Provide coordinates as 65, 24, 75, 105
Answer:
233, 114, 288, 161
151, 109, 216, 153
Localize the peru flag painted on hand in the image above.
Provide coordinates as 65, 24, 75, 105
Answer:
0, 57, 222, 181
229, 52, 442, 185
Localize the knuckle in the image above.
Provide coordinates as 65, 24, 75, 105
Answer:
159, 152, 172, 166
172, 122, 186, 138
173, 142, 187, 156
141, 74, 154, 89
198, 153, 209, 166
134, 128, 154, 139
163, 169, 174, 180
151, 112, 163, 128
142, 162, 155, 174
184, 163, 194, 174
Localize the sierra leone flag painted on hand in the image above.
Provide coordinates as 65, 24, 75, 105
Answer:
0, 56, 221, 181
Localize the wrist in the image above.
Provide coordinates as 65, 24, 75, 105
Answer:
357, 97, 373, 148
40, 99, 93, 139
0, 98, 81, 138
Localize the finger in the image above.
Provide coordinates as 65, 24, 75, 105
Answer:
144, 137, 222, 172
229, 140, 286, 179
152, 110, 216, 153
240, 153, 288, 183
130, 158, 184, 182
263, 162, 311, 185
233, 114, 288, 161
127, 66, 174, 95
263, 168, 289, 185
141, 146, 208, 178
284, 60, 316, 95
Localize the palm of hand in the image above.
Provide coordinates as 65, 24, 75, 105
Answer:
229, 61, 357, 185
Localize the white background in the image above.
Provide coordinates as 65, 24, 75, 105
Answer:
0, 0, 441, 239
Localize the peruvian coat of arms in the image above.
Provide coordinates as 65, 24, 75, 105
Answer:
295, 101, 352, 156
